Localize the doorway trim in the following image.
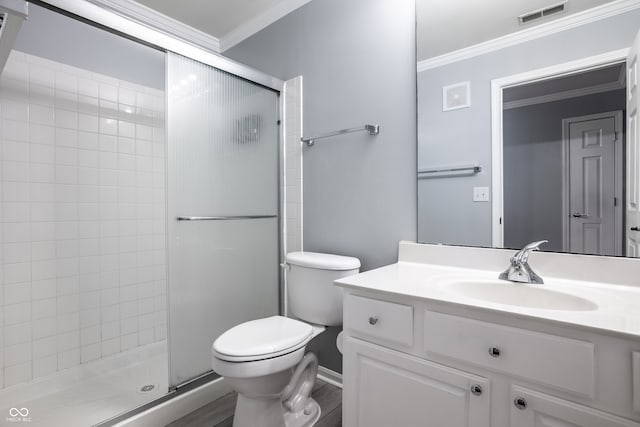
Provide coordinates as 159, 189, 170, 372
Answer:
490, 48, 629, 247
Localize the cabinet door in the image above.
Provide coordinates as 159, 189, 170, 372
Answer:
344, 337, 490, 427
510, 386, 640, 427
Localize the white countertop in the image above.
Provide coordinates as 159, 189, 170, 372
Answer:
335, 261, 640, 339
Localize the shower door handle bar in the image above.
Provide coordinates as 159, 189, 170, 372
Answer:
177, 215, 277, 221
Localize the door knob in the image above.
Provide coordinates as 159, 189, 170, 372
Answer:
488, 346, 501, 358
470, 384, 483, 396
572, 212, 587, 218
514, 397, 527, 410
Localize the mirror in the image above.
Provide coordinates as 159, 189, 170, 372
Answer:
416, 0, 640, 257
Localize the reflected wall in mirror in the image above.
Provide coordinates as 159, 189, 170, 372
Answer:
416, 0, 640, 257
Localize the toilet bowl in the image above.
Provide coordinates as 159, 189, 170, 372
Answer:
212, 316, 325, 427
211, 252, 360, 427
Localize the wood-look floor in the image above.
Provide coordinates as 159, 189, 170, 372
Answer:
167, 380, 342, 427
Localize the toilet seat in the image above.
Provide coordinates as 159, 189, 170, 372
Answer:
213, 346, 306, 379
213, 316, 313, 362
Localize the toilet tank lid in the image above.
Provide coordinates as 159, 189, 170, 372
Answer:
286, 251, 360, 271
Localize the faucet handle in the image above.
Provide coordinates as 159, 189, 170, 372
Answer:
514, 240, 548, 264
521, 240, 548, 252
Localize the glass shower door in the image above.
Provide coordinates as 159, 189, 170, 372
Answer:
167, 53, 280, 387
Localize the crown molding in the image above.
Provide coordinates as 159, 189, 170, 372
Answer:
219, 0, 313, 52
417, 0, 640, 72
84, 0, 221, 53
503, 80, 625, 110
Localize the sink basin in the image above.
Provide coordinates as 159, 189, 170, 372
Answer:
441, 279, 598, 311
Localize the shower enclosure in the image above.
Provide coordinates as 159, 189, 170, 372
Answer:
0, 2, 282, 425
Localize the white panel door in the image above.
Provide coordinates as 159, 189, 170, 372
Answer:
567, 114, 620, 256
510, 386, 640, 427
343, 337, 490, 427
627, 29, 640, 258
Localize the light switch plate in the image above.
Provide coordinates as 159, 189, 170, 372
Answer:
473, 187, 489, 202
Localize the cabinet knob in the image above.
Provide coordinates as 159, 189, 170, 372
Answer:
368, 316, 378, 325
514, 397, 527, 410
488, 346, 501, 358
631, 226, 640, 232
470, 384, 483, 396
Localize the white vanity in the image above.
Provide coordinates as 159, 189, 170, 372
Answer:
335, 242, 640, 427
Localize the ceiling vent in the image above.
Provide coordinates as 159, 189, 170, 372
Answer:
518, 1, 567, 25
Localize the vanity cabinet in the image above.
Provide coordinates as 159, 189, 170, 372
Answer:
510, 386, 639, 427
342, 291, 640, 427
343, 336, 490, 427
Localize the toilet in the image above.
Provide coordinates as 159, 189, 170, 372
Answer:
211, 251, 360, 427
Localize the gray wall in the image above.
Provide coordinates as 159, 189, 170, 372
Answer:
225, 0, 417, 271
225, 0, 416, 372
503, 89, 626, 252
417, 9, 640, 247
14, 3, 165, 88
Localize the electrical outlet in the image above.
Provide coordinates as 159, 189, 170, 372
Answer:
473, 187, 489, 202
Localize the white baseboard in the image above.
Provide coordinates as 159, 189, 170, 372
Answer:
114, 378, 232, 427
317, 366, 343, 389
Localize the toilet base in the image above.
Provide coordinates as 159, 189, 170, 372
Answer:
228, 352, 322, 427
232, 395, 320, 427
284, 398, 320, 427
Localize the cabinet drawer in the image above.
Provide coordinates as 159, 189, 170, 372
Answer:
510, 385, 640, 427
345, 294, 413, 348
634, 352, 640, 413
424, 310, 594, 397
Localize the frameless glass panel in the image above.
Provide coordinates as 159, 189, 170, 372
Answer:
167, 53, 280, 386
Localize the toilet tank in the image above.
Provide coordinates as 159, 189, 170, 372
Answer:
286, 252, 360, 326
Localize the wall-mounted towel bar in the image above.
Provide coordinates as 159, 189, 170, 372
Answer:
301, 124, 379, 147
418, 165, 481, 179
177, 215, 277, 221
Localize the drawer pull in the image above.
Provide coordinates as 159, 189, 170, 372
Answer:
368, 316, 379, 325
514, 397, 527, 410
488, 346, 501, 358
470, 384, 483, 396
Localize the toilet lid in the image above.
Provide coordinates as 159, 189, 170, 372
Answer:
213, 316, 313, 359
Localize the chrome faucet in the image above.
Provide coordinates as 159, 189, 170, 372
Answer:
499, 240, 548, 284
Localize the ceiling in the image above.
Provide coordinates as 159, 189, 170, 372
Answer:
416, 0, 618, 61
131, 0, 619, 58
132, 0, 309, 50
503, 62, 625, 103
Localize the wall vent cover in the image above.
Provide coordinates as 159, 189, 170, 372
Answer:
518, 1, 567, 24
442, 81, 471, 112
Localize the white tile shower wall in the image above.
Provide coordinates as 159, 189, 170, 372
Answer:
283, 76, 303, 253
0, 51, 167, 389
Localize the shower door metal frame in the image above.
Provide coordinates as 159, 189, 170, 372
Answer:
30, 1, 286, 424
